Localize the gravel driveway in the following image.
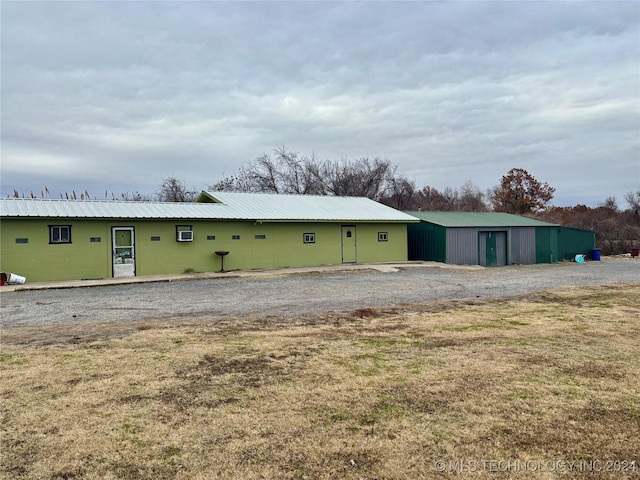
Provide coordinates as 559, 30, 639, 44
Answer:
2, 259, 638, 333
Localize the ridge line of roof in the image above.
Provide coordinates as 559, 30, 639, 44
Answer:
404, 210, 561, 227
205, 191, 377, 200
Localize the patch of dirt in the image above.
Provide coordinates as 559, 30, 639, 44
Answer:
154, 346, 323, 412
560, 362, 626, 380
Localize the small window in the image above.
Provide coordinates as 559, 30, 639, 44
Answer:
90, 237, 102, 243
232, 235, 240, 240
16, 238, 29, 244
150, 236, 161, 241
254, 234, 266, 240
303, 233, 315, 244
207, 235, 216, 240
49, 225, 71, 244
378, 232, 388, 242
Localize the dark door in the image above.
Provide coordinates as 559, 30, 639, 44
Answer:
485, 231, 497, 266
479, 231, 506, 267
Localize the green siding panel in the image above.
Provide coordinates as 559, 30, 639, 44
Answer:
536, 226, 595, 262
1, 219, 408, 282
536, 227, 559, 263
1, 219, 113, 280
360, 223, 408, 263
558, 227, 596, 261
407, 222, 446, 262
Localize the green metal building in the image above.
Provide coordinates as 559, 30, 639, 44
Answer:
406, 211, 595, 266
1, 192, 418, 282
536, 225, 598, 263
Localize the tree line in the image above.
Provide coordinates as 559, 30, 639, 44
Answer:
8, 147, 639, 254
208, 148, 556, 214
205, 149, 639, 254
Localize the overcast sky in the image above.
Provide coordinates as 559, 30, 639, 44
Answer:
1, 1, 639, 207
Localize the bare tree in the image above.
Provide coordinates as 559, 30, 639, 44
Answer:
210, 147, 397, 200
212, 147, 323, 194
119, 191, 153, 202
458, 181, 488, 212
599, 196, 618, 211
268, 146, 325, 194
320, 157, 393, 199
399, 182, 487, 212
157, 176, 197, 202
381, 174, 416, 210
625, 190, 640, 215
413, 186, 454, 211
211, 166, 258, 193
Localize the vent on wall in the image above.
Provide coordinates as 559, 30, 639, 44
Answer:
177, 230, 194, 242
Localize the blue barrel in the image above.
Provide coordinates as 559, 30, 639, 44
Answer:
591, 249, 601, 261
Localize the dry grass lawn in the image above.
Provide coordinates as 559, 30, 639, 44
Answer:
1, 284, 639, 479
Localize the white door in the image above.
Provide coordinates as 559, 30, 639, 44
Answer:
112, 227, 135, 277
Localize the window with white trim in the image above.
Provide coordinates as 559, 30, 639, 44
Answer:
49, 225, 71, 244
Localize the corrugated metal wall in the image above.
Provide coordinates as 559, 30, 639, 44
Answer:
411, 221, 578, 266
536, 226, 595, 262
510, 227, 536, 264
447, 227, 508, 265
536, 227, 559, 263
447, 227, 536, 266
446, 228, 479, 264
558, 227, 595, 260
494, 231, 507, 266
478, 232, 487, 265
407, 222, 447, 262
477, 231, 508, 266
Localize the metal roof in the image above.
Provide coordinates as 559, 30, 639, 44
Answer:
201, 191, 419, 222
1, 192, 417, 223
0, 198, 227, 219
405, 211, 559, 227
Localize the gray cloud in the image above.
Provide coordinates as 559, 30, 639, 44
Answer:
1, 1, 638, 206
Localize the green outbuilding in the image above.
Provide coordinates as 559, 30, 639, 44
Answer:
1, 192, 418, 282
406, 211, 595, 266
